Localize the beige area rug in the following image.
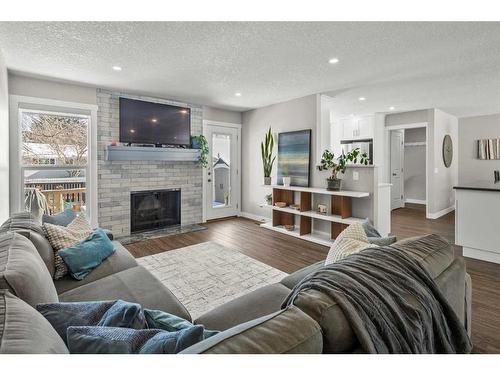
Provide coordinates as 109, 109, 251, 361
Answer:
137, 242, 288, 319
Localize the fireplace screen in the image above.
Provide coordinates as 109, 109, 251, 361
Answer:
130, 189, 181, 233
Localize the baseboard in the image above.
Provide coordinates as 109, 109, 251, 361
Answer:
239, 211, 269, 223
405, 198, 426, 205
463, 247, 500, 264
427, 205, 455, 219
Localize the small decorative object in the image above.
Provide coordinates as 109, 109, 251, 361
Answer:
190, 135, 209, 168
265, 194, 273, 205
317, 204, 327, 214
494, 170, 500, 183
277, 130, 311, 187
317, 148, 369, 191
261, 127, 276, 185
274, 201, 287, 208
442, 135, 453, 167
477, 138, 500, 160
109, 140, 117, 146
282, 176, 291, 187
289, 204, 301, 210
284, 224, 295, 231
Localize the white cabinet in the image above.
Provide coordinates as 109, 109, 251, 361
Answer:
339, 115, 374, 141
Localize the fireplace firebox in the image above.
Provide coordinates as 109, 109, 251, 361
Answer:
130, 189, 181, 233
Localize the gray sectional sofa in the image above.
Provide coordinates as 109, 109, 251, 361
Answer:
0, 215, 472, 354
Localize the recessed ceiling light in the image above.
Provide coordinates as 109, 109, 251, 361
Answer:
151, 118, 158, 123
328, 58, 339, 64
358, 97, 366, 101
235, 92, 242, 97
112, 66, 122, 71
389, 106, 395, 111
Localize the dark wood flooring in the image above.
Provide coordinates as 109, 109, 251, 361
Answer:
124, 205, 500, 353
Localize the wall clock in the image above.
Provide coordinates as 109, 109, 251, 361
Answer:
443, 134, 453, 168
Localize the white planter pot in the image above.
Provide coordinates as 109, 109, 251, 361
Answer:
282, 177, 291, 187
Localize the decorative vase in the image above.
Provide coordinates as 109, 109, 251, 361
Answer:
190, 137, 200, 149
327, 178, 342, 191
264, 176, 272, 185
283, 176, 291, 187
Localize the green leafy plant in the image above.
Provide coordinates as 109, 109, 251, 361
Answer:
191, 135, 209, 168
261, 127, 276, 178
317, 148, 369, 180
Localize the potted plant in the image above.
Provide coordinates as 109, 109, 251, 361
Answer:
191, 135, 209, 168
261, 127, 276, 185
317, 148, 369, 191
282, 164, 291, 187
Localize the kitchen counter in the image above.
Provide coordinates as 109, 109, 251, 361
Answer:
454, 180, 500, 192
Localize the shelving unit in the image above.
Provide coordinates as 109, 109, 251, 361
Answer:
260, 185, 370, 245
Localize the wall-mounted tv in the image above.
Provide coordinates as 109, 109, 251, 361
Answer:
119, 97, 191, 147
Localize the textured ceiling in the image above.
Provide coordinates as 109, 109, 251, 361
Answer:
0, 22, 500, 116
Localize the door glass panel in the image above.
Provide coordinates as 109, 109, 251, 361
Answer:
211, 133, 231, 208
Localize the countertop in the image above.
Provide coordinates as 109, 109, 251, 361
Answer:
453, 180, 500, 192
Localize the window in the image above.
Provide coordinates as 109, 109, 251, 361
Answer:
21, 110, 89, 218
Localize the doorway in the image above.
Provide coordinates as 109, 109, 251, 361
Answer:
203, 121, 241, 221
389, 125, 427, 211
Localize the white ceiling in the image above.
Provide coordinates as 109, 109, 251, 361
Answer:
0, 22, 499, 117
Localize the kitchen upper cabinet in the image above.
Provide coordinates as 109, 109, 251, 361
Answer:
339, 115, 374, 140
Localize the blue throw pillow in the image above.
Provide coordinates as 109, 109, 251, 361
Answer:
67, 325, 204, 354
144, 309, 219, 339
42, 209, 76, 227
36, 300, 146, 343
58, 228, 115, 280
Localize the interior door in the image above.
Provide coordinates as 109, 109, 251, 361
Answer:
390, 130, 404, 210
203, 123, 240, 220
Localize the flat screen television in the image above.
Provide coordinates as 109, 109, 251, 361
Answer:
119, 97, 191, 146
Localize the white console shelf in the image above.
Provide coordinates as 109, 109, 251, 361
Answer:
260, 185, 370, 247
106, 145, 200, 162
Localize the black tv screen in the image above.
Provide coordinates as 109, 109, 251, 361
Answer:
119, 98, 191, 146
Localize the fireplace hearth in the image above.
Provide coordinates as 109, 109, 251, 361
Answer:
130, 189, 181, 233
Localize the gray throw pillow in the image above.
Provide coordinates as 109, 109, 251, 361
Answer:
368, 235, 397, 246
361, 218, 381, 238
42, 209, 76, 227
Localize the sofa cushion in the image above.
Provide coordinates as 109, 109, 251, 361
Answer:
280, 261, 324, 289
54, 241, 138, 294
194, 283, 291, 331
390, 234, 453, 278
0, 290, 68, 354
181, 306, 323, 354
0, 212, 55, 276
58, 265, 191, 322
43, 216, 93, 279
0, 232, 59, 307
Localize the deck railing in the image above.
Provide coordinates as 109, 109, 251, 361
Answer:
40, 187, 86, 214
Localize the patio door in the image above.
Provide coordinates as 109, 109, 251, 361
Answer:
203, 121, 241, 221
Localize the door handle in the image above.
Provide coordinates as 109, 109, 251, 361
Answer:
392, 173, 397, 176
208, 179, 212, 182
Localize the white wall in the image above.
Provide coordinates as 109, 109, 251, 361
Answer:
8, 73, 97, 105
404, 127, 426, 202
458, 113, 500, 183
202, 106, 241, 124
0, 52, 9, 222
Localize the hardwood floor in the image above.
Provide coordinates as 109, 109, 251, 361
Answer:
124, 205, 500, 353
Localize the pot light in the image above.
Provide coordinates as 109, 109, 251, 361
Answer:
358, 97, 366, 101
235, 92, 242, 97
112, 66, 122, 71
151, 118, 158, 123
389, 106, 395, 111
328, 58, 339, 64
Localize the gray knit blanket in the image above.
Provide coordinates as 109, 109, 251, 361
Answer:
282, 246, 472, 353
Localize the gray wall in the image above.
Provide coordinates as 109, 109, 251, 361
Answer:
8, 73, 97, 105
458, 113, 500, 183
0, 52, 9, 222
203, 106, 242, 124
404, 127, 426, 202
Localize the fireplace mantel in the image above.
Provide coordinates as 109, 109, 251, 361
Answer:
106, 145, 200, 162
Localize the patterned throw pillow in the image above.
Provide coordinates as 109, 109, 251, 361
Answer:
43, 216, 92, 279
325, 222, 376, 265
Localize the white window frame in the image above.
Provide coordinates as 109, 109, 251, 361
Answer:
9, 95, 98, 227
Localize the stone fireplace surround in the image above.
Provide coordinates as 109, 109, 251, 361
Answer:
97, 89, 203, 238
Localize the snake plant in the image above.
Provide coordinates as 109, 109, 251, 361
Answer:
261, 127, 276, 178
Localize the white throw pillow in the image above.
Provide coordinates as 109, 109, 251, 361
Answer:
43, 215, 93, 279
325, 222, 375, 265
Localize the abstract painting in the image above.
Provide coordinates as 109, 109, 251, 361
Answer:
277, 129, 311, 187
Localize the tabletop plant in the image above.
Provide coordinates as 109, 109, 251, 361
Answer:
261, 127, 276, 185
317, 148, 369, 191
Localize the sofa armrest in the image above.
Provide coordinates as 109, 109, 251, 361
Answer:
465, 273, 472, 338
